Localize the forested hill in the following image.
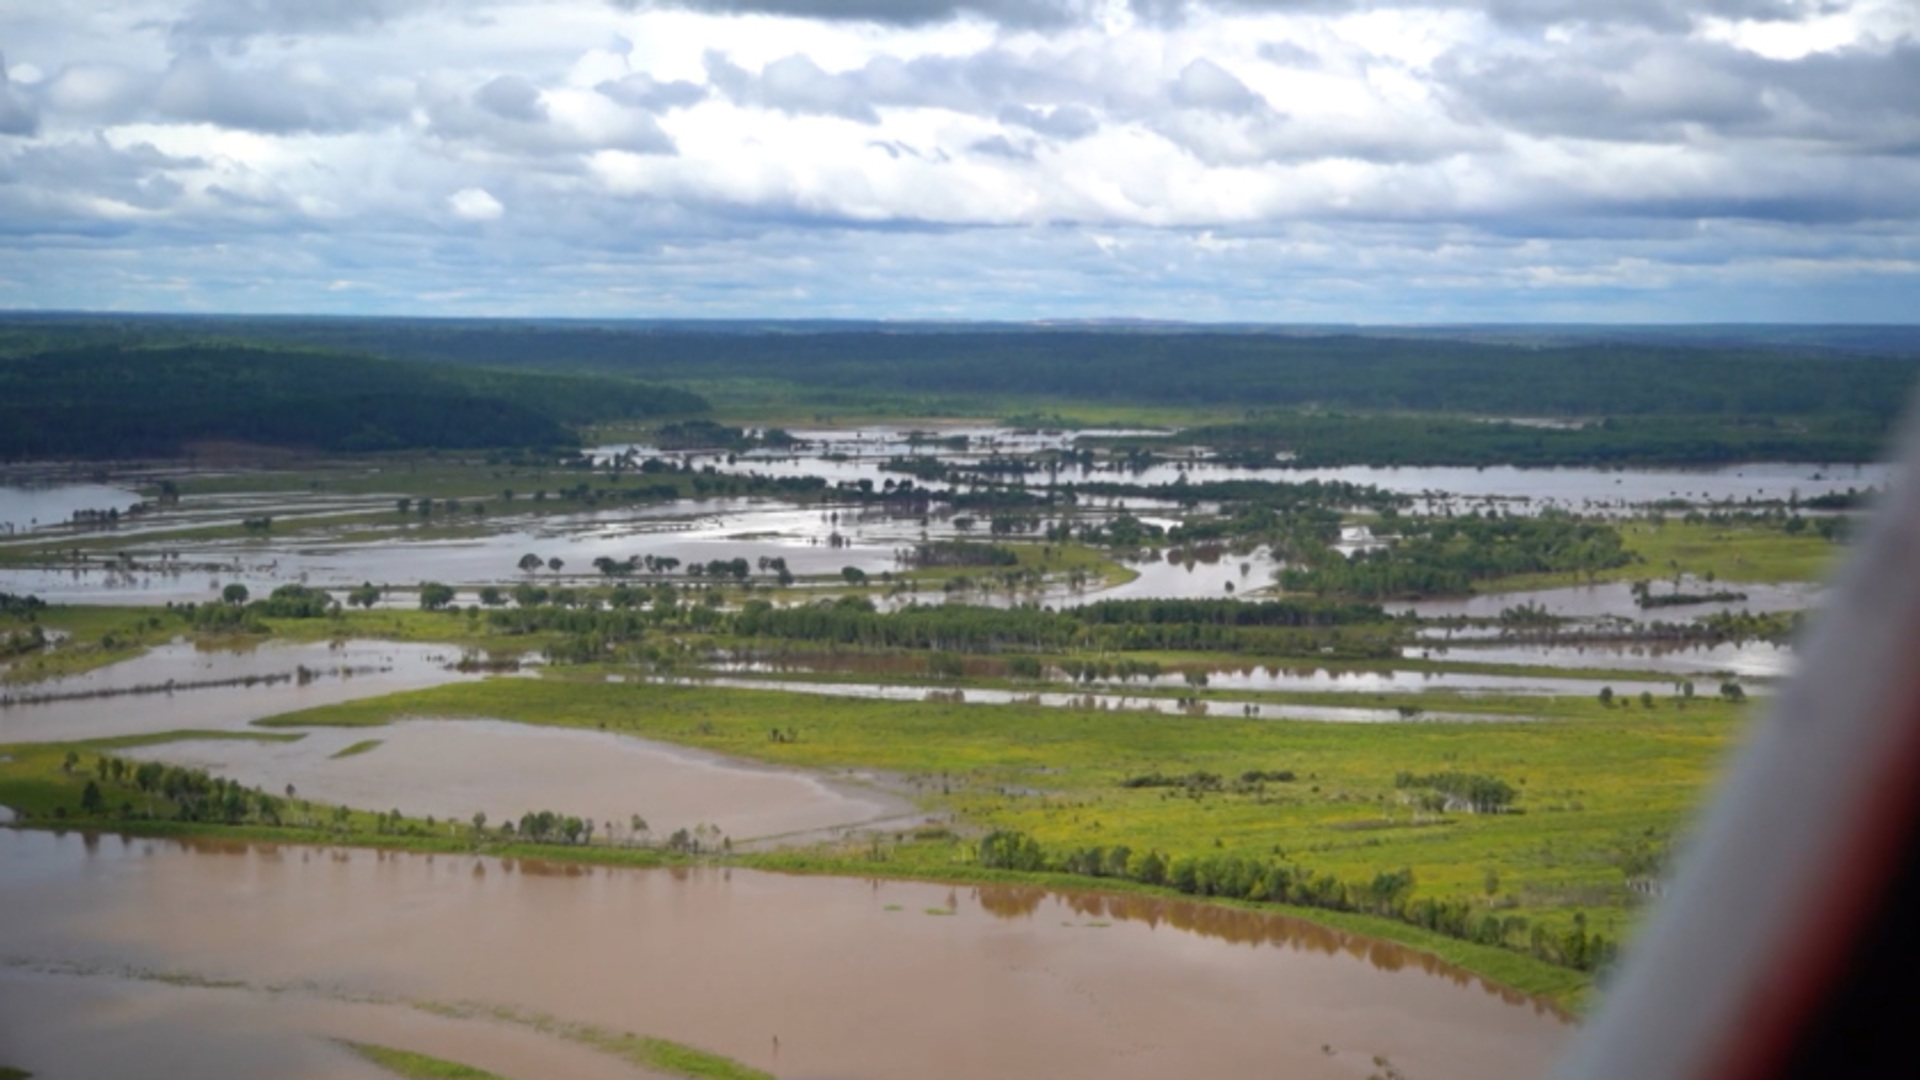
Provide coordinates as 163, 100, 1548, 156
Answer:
3, 315, 1910, 419
0, 345, 708, 460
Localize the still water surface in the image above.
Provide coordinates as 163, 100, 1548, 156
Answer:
0, 830, 1569, 1080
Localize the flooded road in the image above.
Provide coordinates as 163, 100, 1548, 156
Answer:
0, 830, 1570, 1080
119, 719, 912, 846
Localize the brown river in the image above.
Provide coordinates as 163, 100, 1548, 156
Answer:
0, 830, 1570, 1080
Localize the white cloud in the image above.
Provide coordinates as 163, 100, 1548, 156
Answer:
448, 186, 505, 219
0, 0, 1913, 318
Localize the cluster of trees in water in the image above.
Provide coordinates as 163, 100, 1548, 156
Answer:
0, 591, 47, 617
728, 596, 1404, 658
0, 345, 706, 460
1281, 513, 1635, 599
173, 584, 339, 632
976, 828, 1615, 973
1, 591, 47, 658
54, 754, 291, 827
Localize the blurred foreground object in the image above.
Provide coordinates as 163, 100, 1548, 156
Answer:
1559, 411, 1920, 1079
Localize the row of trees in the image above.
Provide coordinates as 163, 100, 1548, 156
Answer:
976, 829, 1615, 973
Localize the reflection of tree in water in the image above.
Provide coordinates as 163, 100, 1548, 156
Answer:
974, 885, 1047, 918
977, 881, 1567, 1018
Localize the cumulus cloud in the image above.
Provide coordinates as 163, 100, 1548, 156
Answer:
0, 0, 1913, 318
448, 186, 505, 219
596, 72, 708, 111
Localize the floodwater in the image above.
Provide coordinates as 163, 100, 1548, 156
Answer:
594, 430, 1892, 515
118, 719, 913, 846
0, 639, 486, 744
0, 968, 654, 1080
1411, 640, 1797, 680
672, 675, 1516, 723
0, 482, 145, 535
710, 658, 1681, 698
0, 830, 1570, 1080
1404, 580, 1824, 622
1106, 461, 1892, 516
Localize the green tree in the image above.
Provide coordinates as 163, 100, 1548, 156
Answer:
222, 583, 250, 605
419, 582, 456, 611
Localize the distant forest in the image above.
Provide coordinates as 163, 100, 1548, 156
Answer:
0, 344, 706, 459
2, 315, 1914, 463
1, 314, 1912, 420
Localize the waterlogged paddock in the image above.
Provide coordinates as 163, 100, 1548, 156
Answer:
1406, 580, 1824, 622
0, 639, 486, 743
711, 657, 1683, 698
672, 675, 1508, 723
118, 719, 912, 845
0, 831, 1569, 1080
1411, 640, 1797, 679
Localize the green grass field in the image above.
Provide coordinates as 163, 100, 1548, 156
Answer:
257, 678, 1746, 962
340, 1042, 512, 1080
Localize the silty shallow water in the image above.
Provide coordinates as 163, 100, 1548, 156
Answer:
0, 830, 1571, 1080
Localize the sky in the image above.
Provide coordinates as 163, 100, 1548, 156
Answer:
0, 0, 1916, 322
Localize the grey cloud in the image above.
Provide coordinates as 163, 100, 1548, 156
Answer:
1169, 58, 1265, 114
152, 49, 412, 133
1437, 39, 1920, 151
611, 0, 1088, 29
1131, 0, 1822, 32
427, 77, 677, 156
1256, 42, 1321, 69
703, 44, 1117, 127
999, 103, 1100, 140
40, 63, 153, 123
0, 139, 200, 213
596, 73, 708, 111
0, 56, 37, 137
969, 134, 1034, 158
476, 75, 548, 122
706, 53, 880, 122
165, 0, 458, 43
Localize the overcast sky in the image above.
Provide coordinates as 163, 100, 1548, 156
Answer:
1, 1, 1915, 321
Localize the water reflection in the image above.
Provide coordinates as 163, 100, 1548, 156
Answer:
2, 830, 1569, 1080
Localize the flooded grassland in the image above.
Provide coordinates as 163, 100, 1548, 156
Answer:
0, 430, 1867, 1077
0, 830, 1569, 1080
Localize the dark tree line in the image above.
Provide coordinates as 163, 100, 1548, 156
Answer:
977, 828, 1615, 974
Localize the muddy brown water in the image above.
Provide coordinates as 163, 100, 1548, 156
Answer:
117, 719, 914, 846
0, 830, 1569, 1080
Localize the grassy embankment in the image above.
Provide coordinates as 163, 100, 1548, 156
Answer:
341, 1032, 770, 1080
340, 1042, 512, 1080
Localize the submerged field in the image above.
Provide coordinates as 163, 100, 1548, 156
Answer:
0, 339, 1889, 1078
